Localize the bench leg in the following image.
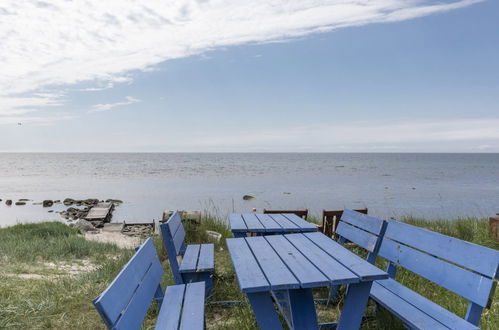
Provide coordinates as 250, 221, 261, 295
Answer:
247, 292, 284, 330
337, 281, 373, 330
181, 271, 213, 297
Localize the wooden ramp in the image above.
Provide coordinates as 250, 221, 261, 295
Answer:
84, 202, 114, 222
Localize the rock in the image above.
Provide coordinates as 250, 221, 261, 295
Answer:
48, 210, 54, 213
54, 200, 61, 203
243, 195, 256, 200
63, 198, 74, 206
92, 221, 104, 228
15, 201, 26, 206
74, 219, 97, 233
6, 200, 12, 206
43, 200, 53, 207
18, 198, 30, 202
0, 199, 2, 202
83, 199, 99, 206
106, 199, 123, 205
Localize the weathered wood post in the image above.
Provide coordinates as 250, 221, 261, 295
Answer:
489, 216, 499, 240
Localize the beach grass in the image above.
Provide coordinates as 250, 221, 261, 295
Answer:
0, 216, 497, 329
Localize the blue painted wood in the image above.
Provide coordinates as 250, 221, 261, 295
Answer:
226, 238, 270, 293
229, 213, 247, 233
93, 238, 163, 328
155, 284, 185, 329
384, 219, 499, 278
284, 233, 359, 285
376, 278, 480, 329
179, 282, 205, 329
247, 292, 284, 330
197, 243, 215, 272
167, 212, 186, 255
304, 232, 387, 281
179, 244, 200, 273
282, 213, 318, 231
379, 237, 496, 307
241, 213, 265, 232
340, 209, 385, 235
288, 289, 319, 329
255, 213, 282, 232
336, 221, 378, 252
265, 235, 329, 288
465, 302, 484, 326
245, 236, 301, 290
337, 281, 373, 330
160, 220, 183, 284
370, 282, 451, 330
386, 262, 398, 278
268, 213, 299, 230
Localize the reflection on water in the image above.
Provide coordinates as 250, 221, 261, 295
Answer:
0, 153, 498, 227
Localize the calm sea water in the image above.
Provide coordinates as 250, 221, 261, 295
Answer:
0, 153, 498, 227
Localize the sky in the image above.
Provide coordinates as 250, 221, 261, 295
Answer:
0, 0, 498, 152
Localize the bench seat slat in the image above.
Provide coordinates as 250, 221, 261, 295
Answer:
179, 244, 200, 273
341, 209, 385, 234
179, 282, 206, 329
375, 279, 479, 330
336, 221, 379, 252
370, 282, 451, 330
155, 284, 186, 330
93, 238, 160, 327
379, 238, 495, 307
265, 235, 329, 288
385, 220, 499, 278
197, 244, 215, 272
226, 238, 270, 293
285, 233, 359, 284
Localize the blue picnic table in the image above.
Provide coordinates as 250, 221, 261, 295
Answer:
227, 232, 388, 330
229, 213, 318, 237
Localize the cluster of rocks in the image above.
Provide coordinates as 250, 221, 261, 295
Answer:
68, 219, 100, 233
60, 207, 90, 220
121, 224, 154, 237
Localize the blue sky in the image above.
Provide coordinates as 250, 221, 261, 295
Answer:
1, 0, 498, 152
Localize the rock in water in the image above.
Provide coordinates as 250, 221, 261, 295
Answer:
243, 195, 256, 200
15, 201, 26, 206
5, 200, 12, 206
43, 200, 53, 207
63, 198, 74, 206
74, 219, 97, 233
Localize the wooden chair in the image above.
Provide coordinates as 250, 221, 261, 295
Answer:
321, 208, 368, 238
93, 238, 205, 329
160, 211, 214, 295
263, 208, 308, 220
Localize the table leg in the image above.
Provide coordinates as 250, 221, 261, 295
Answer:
247, 292, 284, 330
337, 281, 373, 330
271, 289, 318, 330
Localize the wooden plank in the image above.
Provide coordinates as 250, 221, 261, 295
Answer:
384, 220, 499, 278
336, 221, 378, 252
255, 214, 282, 232
172, 223, 186, 256
226, 238, 270, 293
241, 214, 265, 232
285, 233, 359, 284
93, 238, 160, 327
340, 209, 385, 234
245, 236, 300, 290
370, 282, 450, 330
376, 279, 479, 329
179, 244, 200, 273
179, 282, 205, 330
282, 213, 317, 231
268, 214, 299, 230
304, 232, 387, 281
155, 284, 185, 330
197, 244, 215, 272
265, 235, 329, 288
113, 258, 164, 329
229, 213, 247, 232
168, 212, 183, 237
379, 238, 495, 307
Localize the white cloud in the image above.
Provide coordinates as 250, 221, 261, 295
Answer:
89, 96, 140, 113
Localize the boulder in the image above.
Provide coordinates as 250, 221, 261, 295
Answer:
15, 201, 26, 206
5, 200, 12, 206
92, 221, 105, 228
43, 200, 53, 207
74, 219, 97, 233
63, 198, 74, 206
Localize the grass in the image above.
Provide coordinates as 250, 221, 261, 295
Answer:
0, 216, 497, 329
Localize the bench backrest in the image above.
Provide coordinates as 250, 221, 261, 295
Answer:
322, 208, 368, 238
93, 238, 164, 329
378, 219, 499, 325
336, 209, 387, 264
160, 211, 186, 284
263, 208, 308, 220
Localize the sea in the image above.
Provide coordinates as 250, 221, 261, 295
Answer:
0, 153, 498, 227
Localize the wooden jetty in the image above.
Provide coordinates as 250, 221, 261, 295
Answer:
84, 202, 114, 222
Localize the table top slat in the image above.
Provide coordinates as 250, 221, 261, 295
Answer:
241, 214, 265, 232
304, 232, 388, 281
255, 214, 283, 231
268, 214, 299, 229
226, 238, 270, 293
229, 213, 248, 232
282, 214, 318, 230
285, 233, 359, 284
265, 235, 329, 288
245, 236, 300, 290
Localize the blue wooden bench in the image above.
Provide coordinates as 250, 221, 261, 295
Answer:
328, 209, 387, 299
371, 220, 499, 329
160, 211, 214, 295
93, 238, 205, 329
